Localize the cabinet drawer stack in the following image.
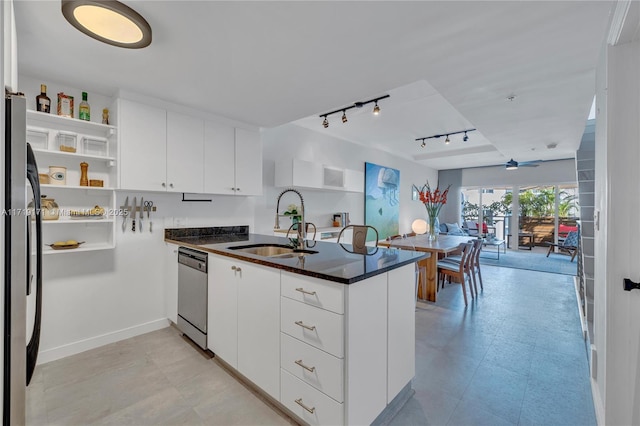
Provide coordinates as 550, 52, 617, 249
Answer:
279, 272, 345, 425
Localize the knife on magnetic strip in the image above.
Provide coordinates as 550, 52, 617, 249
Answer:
122, 196, 129, 233
131, 196, 137, 232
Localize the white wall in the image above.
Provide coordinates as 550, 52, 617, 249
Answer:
39, 191, 255, 362
254, 123, 437, 236
594, 36, 640, 426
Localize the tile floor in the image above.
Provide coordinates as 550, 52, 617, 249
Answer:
26, 264, 594, 425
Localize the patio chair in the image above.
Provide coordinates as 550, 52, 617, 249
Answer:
546, 230, 579, 262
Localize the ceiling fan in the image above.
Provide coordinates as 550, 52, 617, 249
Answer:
505, 159, 542, 170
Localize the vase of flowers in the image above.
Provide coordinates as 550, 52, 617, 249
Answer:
284, 204, 301, 230
413, 182, 450, 241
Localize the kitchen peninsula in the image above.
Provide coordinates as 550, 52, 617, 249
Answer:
166, 227, 427, 426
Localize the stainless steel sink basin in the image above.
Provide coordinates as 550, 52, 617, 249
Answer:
228, 244, 317, 258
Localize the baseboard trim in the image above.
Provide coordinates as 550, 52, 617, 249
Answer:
591, 377, 605, 425
574, 276, 588, 339
37, 318, 170, 364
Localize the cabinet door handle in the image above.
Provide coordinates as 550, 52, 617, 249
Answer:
295, 398, 316, 414
236, 187, 240, 191
295, 287, 317, 296
161, 182, 166, 188
295, 359, 316, 373
295, 321, 316, 331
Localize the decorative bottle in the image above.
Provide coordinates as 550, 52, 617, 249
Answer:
79, 91, 90, 121
36, 84, 51, 113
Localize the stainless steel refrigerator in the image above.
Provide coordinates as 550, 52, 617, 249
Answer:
3, 93, 43, 425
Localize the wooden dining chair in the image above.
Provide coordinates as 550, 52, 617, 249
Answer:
437, 242, 474, 305
337, 225, 379, 254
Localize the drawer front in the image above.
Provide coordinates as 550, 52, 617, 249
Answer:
281, 272, 344, 314
281, 369, 344, 426
281, 333, 344, 402
281, 297, 344, 358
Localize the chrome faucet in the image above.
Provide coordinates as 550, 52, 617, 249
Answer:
275, 188, 305, 250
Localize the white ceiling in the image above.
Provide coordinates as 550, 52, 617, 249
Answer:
13, 1, 614, 170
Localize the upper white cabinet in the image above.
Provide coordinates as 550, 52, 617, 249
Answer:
119, 99, 167, 191
204, 125, 262, 196
166, 111, 204, 193
275, 159, 363, 193
203, 121, 235, 194
234, 128, 262, 196
119, 97, 262, 195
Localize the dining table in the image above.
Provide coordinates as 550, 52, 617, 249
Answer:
379, 234, 474, 302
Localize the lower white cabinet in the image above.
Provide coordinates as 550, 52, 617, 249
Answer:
208, 254, 416, 426
237, 260, 281, 399
208, 255, 280, 398
208, 255, 239, 369
281, 369, 344, 426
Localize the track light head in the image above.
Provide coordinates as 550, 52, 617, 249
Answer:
445, 135, 450, 144
322, 116, 329, 128
342, 111, 348, 123
463, 131, 469, 142
373, 102, 380, 115
420, 140, 426, 148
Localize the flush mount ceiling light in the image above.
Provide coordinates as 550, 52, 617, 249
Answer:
62, 0, 152, 49
319, 94, 389, 127
416, 128, 476, 148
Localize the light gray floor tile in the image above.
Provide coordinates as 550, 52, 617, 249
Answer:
28, 265, 595, 426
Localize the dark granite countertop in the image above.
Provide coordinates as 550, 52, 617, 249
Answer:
165, 232, 428, 284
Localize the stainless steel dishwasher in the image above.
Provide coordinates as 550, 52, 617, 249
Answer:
177, 247, 208, 350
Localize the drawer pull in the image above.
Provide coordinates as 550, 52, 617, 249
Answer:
295, 287, 317, 296
295, 359, 316, 373
295, 320, 316, 331
295, 398, 316, 414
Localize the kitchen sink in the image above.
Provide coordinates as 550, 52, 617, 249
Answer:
228, 244, 318, 258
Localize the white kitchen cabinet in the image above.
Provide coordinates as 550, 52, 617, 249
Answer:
166, 111, 204, 193
234, 128, 262, 196
237, 260, 281, 399
165, 243, 179, 323
204, 125, 262, 196
27, 109, 118, 254
208, 255, 239, 369
119, 99, 167, 191
203, 121, 235, 194
275, 159, 363, 193
209, 255, 280, 398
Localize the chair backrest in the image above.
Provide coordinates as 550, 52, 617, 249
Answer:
471, 238, 483, 267
558, 224, 578, 238
453, 242, 473, 274
338, 225, 379, 254
562, 230, 579, 247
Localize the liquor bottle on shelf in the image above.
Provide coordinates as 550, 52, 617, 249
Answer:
79, 91, 90, 121
36, 84, 51, 113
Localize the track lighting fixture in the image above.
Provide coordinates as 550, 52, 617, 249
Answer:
415, 128, 476, 148
319, 94, 389, 127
